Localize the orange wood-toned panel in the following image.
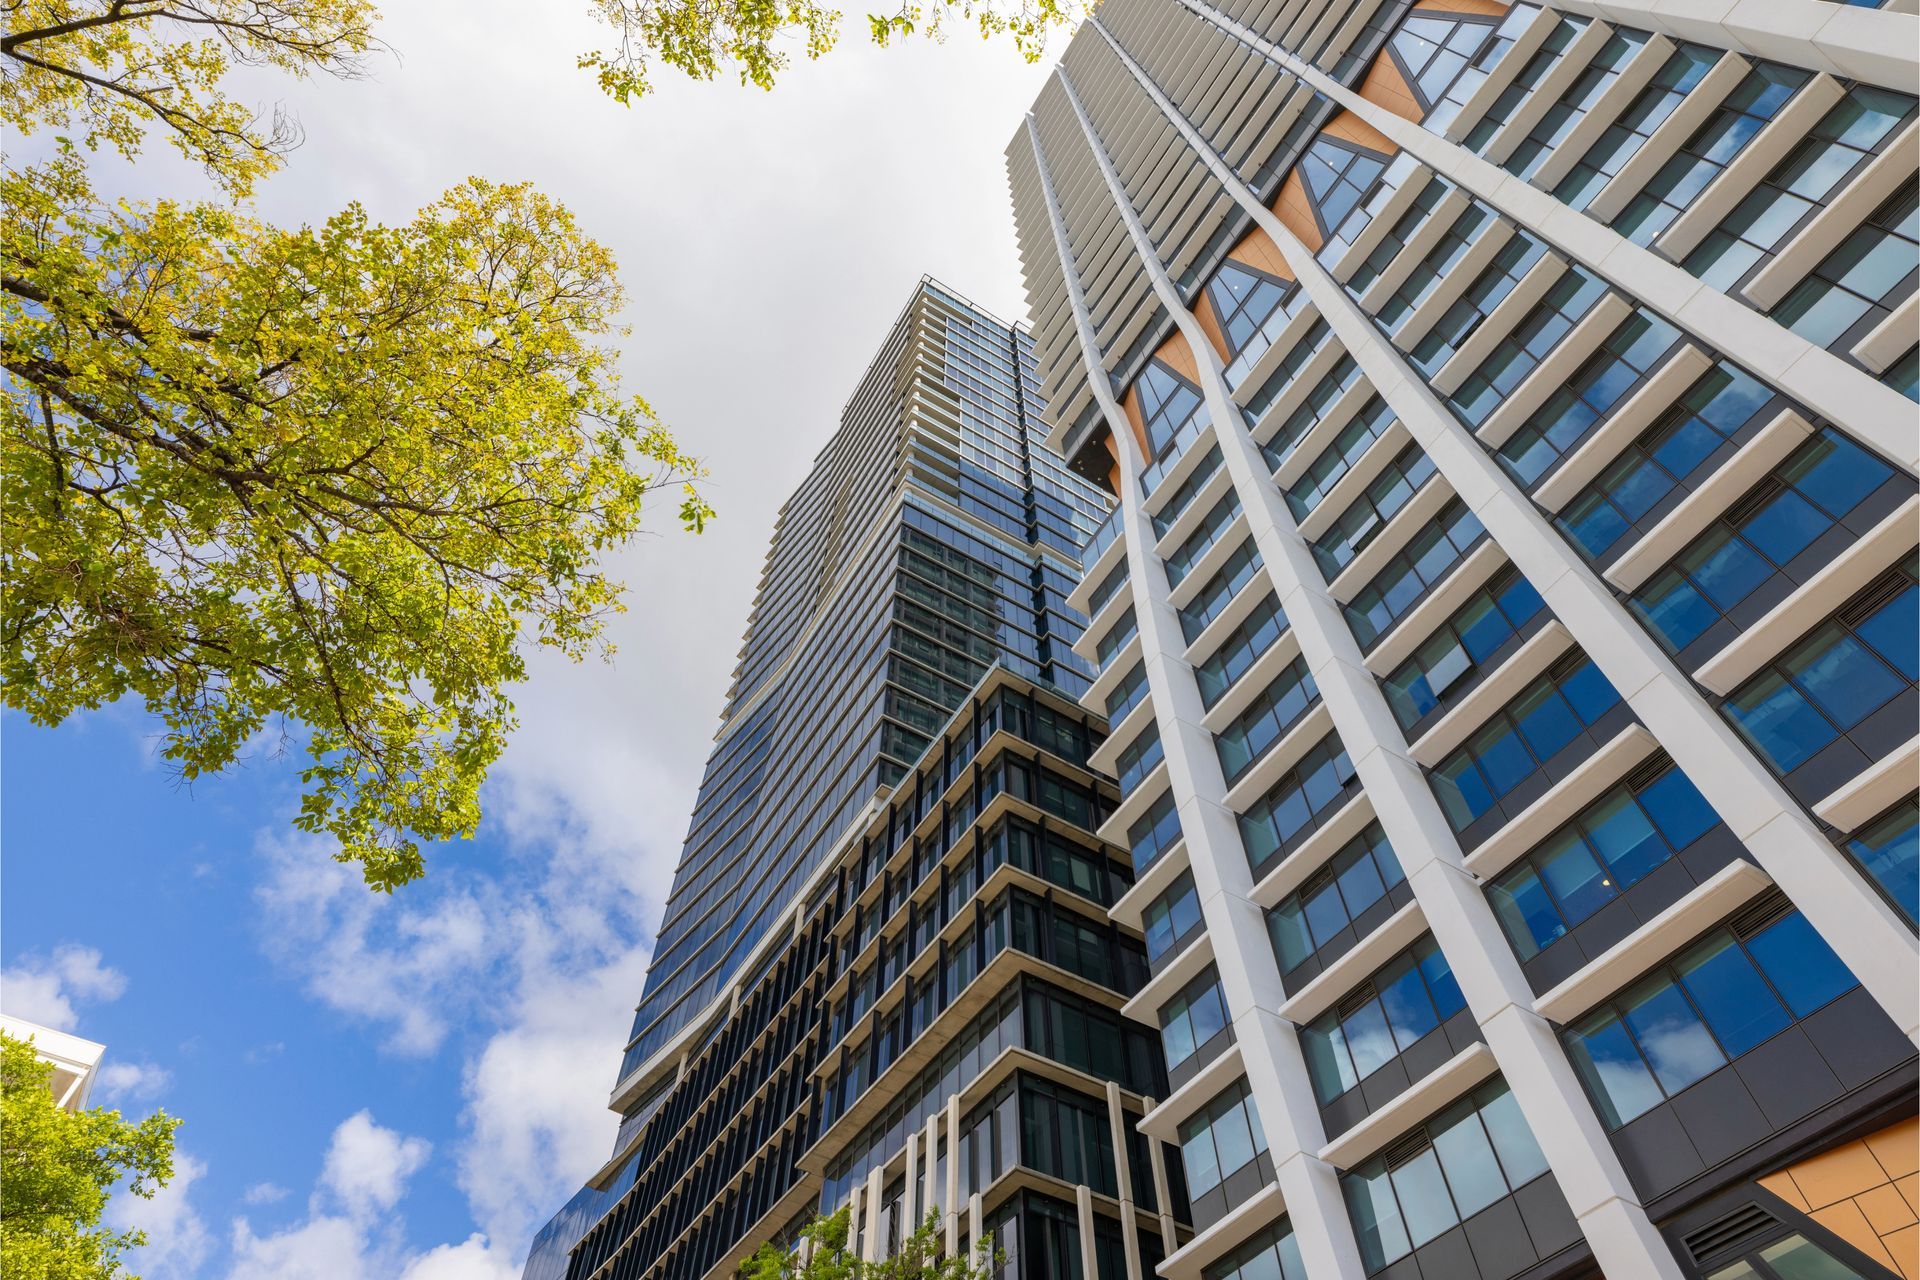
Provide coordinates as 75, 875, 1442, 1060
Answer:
1756, 1119, 1920, 1280
1322, 109, 1398, 157
1271, 170, 1324, 252
1414, 0, 1509, 16
1193, 291, 1232, 362
1226, 223, 1296, 281
1360, 48, 1424, 123
1151, 330, 1203, 388
1120, 383, 1151, 462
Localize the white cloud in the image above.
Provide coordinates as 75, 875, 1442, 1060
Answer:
228, 1215, 387, 1280
113, 1152, 213, 1280
243, 1182, 290, 1206
97, 1060, 172, 1104
320, 1111, 432, 1218
1, 944, 127, 1030
398, 1235, 521, 1280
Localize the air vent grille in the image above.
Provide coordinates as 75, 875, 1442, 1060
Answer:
1683, 1202, 1778, 1264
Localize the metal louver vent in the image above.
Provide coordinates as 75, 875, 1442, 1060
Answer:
1683, 1202, 1778, 1264
1728, 890, 1793, 939
1623, 753, 1673, 794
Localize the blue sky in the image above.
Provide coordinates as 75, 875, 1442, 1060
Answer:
3, 0, 1055, 1273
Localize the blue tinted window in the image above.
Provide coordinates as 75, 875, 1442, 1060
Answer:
1848, 801, 1919, 926
1744, 909, 1856, 1017
1675, 934, 1790, 1056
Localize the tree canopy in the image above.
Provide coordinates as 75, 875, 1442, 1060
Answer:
3, 0, 712, 888
0, 1032, 181, 1280
741, 1210, 998, 1280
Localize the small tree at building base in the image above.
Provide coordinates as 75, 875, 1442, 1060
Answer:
741, 1209, 999, 1279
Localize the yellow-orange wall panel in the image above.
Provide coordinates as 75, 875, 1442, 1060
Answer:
1360, 49, 1424, 123
1120, 384, 1151, 461
1152, 330, 1203, 388
1757, 1118, 1920, 1279
1193, 291, 1232, 363
1271, 170, 1325, 252
1226, 224, 1296, 281
1322, 109, 1398, 158
1414, 0, 1509, 16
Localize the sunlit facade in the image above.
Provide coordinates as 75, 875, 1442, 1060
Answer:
1007, 1, 1919, 1278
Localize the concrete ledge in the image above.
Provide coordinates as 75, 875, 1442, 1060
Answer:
1587, 49, 1749, 223
1277, 901, 1428, 1027
1138, 1041, 1245, 1142
1317, 1043, 1500, 1170
1853, 291, 1920, 375
1229, 299, 1324, 410
1201, 630, 1306, 736
1409, 622, 1577, 767
1397, 219, 1516, 352
1432, 252, 1566, 397
1328, 476, 1458, 604
1157, 1181, 1286, 1280
1250, 792, 1378, 909
1743, 119, 1919, 310
1273, 377, 1380, 489
1445, 5, 1561, 144
1604, 409, 1815, 592
1296, 419, 1415, 543
1530, 33, 1673, 192
1533, 860, 1776, 1026
1462, 724, 1660, 880
1813, 737, 1920, 835
1694, 494, 1920, 695
1363, 540, 1509, 676
1534, 345, 1716, 513
1222, 704, 1336, 815
1656, 74, 1845, 261
1478, 293, 1634, 448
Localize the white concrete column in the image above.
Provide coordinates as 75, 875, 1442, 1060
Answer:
1077, 1184, 1101, 1279
863, 1166, 884, 1263
903, 1128, 920, 1237
1039, 77, 1376, 1279
1107, 1081, 1146, 1280
1143, 1096, 1181, 1253
1076, 38, 1696, 1280
946, 1093, 963, 1257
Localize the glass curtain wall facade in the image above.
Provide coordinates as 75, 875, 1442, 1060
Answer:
1008, 3, 1918, 1280
524, 282, 1184, 1279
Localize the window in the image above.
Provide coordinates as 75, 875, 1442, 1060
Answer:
1409, 228, 1552, 377
1462, 15, 1589, 153
1498, 310, 1683, 488
1345, 500, 1487, 649
1151, 445, 1224, 538
1115, 723, 1164, 797
1431, 655, 1625, 831
1300, 936, 1466, 1103
1128, 788, 1183, 873
1503, 29, 1650, 181
1143, 871, 1203, 965
1095, 606, 1138, 670
1564, 899, 1859, 1127
1488, 757, 1723, 960
1166, 492, 1244, 588
1613, 63, 1811, 246
1554, 42, 1721, 209
1629, 430, 1902, 653
1289, 397, 1397, 519
1376, 204, 1492, 329
1771, 184, 1919, 350
1342, 1079, 1551, 1272
1206, 1220, 1308, 1280
1244, 319, 1332, 423
1704, 1231, 1885, 1280
1387, 11, 1501, 116
1105, 661, 1150, 727
1136, 360, 1213, 496
1725, 560, 1917, 774
1195, 594, 1287, 709
1423, 3, 1539, 135
1215, 656, 1320, 784
1886, 346, 1919, 402
1159, 968, 1230, 1074
1447, 266, 1609, 426
1084, 558, 1130, 618
1347, 180, 1449, 296
1239, 736, 1360, 875
1300, 137, 1392, 239
1261, 353, 1365, 472
1178, 1079, 1268, 1199
1557, 362, 1778, 560
1684, 86, 1917, 291
1845, 799, 1918, 927
1382, 565, 1547, 729
1206, 259, 1296, 381
1267, 823, 1405, 973
1312, 446, 1438, 579
1180, 541, 1264, 643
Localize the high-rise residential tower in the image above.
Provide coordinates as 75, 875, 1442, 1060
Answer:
525, 281, 1196, 1279
1007, 3, 1918, 1280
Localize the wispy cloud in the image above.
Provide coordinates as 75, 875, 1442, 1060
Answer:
97, 1059, 172, 1104
1, 943, 127, 1031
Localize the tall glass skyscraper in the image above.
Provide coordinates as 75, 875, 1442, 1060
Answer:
621, 280, 1108, 1078
525, 281, 1193, 1280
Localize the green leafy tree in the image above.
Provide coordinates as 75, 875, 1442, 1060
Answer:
2, 1, 712, 888
742, 1210, 1000, 1279
580, 0, 1090, 103
0, 1032, 181, 1280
